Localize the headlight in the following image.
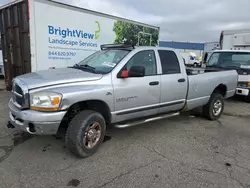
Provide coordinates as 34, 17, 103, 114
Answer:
30, 91, 62, 111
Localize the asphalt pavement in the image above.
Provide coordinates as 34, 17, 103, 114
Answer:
0, 81, 250, 188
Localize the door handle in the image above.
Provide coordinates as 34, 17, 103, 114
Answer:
178, 78, 186, 82
149, 81, 159, 86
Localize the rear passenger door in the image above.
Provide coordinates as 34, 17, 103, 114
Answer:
157, 50, 187, 113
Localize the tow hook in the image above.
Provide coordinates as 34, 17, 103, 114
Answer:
7, 121, 15, 129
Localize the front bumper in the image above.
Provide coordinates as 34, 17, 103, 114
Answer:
236, 88, 250, 96
8, 99, 67, 135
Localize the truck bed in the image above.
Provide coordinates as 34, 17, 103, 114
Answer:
186, 66, 230, 76
186, 69, 238, 110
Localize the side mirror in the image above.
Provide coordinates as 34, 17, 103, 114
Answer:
118, 66, 145, 78
119, 70, 129, 78
129, 66, 145, 77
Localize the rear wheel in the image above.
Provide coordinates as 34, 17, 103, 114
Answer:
203, 93, 224, 120
65, 110, 106, 158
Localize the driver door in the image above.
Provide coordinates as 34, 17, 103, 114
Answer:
112, 50, 161, 123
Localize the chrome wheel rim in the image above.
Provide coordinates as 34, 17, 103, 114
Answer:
213, 100, 222, 116
83, 122, 101, 149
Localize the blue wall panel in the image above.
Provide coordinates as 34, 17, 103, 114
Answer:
159, 41, 204, 50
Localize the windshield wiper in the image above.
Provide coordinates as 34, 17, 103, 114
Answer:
80, 64, 95, 70
206, 65, 240, 70
206, 65, 223, 68
73, 63, 80, 68
70, 64, 96, 73
218, 65, 245, 70
78, 64, 96, 73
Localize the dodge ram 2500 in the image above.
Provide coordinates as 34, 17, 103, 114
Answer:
8, 44, 238, 157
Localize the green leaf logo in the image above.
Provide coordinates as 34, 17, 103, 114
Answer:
95, 21, 101, 40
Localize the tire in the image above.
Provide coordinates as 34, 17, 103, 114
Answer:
65, 110, 106, 158
245, 93, 250, 103
203, 93, 224, 120
194, 63, 198, 67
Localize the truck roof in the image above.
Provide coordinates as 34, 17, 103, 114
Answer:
221, 29, 250, 35
213, 49, 250, 53
136, 46, 176, 51
0, 0, 159, 30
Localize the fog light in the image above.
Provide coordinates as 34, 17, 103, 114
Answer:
28, 123, 36, 133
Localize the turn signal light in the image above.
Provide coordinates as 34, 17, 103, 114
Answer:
248, 82, 250, 87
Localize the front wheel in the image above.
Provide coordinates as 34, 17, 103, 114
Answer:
203, 93, 224, 120
65, 110, 106, 158
245, 94, 250, 103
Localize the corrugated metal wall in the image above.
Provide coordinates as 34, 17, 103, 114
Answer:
159, 41, 205, 57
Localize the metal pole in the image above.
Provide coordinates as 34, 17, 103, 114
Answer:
138, 31, 152, 46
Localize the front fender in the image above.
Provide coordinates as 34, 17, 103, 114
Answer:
28, 76, 114, 113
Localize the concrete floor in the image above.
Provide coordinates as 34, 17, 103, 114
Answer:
0, 83, 250, 188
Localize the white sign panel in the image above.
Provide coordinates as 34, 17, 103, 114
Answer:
31, 0, 159, 71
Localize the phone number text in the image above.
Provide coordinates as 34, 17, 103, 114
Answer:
48, 51, 76, 57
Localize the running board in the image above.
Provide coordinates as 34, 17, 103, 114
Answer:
114, 112, 180, 128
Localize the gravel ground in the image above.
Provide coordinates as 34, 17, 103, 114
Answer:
0, 83, 250, 188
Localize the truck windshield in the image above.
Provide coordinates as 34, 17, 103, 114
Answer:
75, 49, 130, 74
207, 52, 250, 69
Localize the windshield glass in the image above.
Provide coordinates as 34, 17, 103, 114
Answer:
207, 52, 250, 68
76, 49, 130, 74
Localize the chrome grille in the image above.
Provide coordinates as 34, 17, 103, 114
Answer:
12, 79, 29, 109
237, 82, 248, 88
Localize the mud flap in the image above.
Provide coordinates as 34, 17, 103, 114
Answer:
181, 103, 188, 112
7, 121, 15, 129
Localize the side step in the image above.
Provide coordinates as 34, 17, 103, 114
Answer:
114, 112, 180, 128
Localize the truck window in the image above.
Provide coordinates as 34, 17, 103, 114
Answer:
207, 52, 250, 68
158, 50, 181, 74
208, 53, 220, 65
126, 50, 157, 76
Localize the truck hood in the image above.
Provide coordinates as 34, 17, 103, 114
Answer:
236, 68, 250, 75
16, 68, 103, 89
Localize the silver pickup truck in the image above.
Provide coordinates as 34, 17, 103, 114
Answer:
8, 44, 238, 157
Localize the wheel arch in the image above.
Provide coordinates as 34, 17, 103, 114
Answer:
212, 84, 227, 97
58, 99, 112, 133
